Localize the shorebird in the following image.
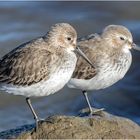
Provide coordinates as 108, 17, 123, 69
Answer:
0, 23, 94, 130
68, 25, 140, 116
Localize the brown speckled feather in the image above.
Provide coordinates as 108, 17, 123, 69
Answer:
72, 25, 133, 81
72, 34, 100, 80
0, 37, 63, 86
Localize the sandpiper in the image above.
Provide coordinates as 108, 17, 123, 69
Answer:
0, 23, 94, 130
68, 25, 140, 116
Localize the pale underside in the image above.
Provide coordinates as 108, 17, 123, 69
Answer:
67, 34, 132, 91
0, 56, 76, 97
0, 37, 77, 97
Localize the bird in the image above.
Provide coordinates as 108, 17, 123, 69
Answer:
67, 25, 140, 116
0, 23, 94, 130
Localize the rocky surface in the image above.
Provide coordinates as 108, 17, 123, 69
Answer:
1, 111, 140, 139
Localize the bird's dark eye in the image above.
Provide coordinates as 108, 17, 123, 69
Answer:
120, 37, 125, 41
67, 37, 71, 41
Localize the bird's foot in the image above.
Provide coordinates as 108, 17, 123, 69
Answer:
45, 116, 56, 124
78, 107, 105, 117
34, 117, 54, 132
34, 118, 42, 132
34, 117, 50, 132
89, 108, 105, 117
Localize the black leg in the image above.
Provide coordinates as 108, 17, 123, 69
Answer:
26, 97, 39, 131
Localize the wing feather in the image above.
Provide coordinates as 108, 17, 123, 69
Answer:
0, 38, 62, 86
72, 34, 101, 80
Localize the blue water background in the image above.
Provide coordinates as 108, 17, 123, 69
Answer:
0, 1, 140, 131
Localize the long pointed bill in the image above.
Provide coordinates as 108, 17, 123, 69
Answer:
132, 43, 140, 51
74, 46, 95, 68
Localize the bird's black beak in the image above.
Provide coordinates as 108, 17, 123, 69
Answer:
132, 43, 140, 51
74, 46, 95, 68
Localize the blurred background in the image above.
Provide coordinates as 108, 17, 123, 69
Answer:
0, 1, 140, 131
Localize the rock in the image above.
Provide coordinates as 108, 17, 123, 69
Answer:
1, 111, 140, 139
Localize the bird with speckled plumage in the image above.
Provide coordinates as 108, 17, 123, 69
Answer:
68, 25, 140, 116
0, 23, 94, 130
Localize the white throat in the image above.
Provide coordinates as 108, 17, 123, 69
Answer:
122, 44, 130, 53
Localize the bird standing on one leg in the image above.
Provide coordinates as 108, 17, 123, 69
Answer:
0, 23, 94, 130
68, 25, 140, 116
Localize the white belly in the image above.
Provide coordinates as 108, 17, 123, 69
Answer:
68, 51, 132, 91
0, 53, 77, 97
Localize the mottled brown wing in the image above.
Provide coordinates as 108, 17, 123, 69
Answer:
0, 38, 61, 86
72, 46, 97, 80
72, 34, 100, 80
